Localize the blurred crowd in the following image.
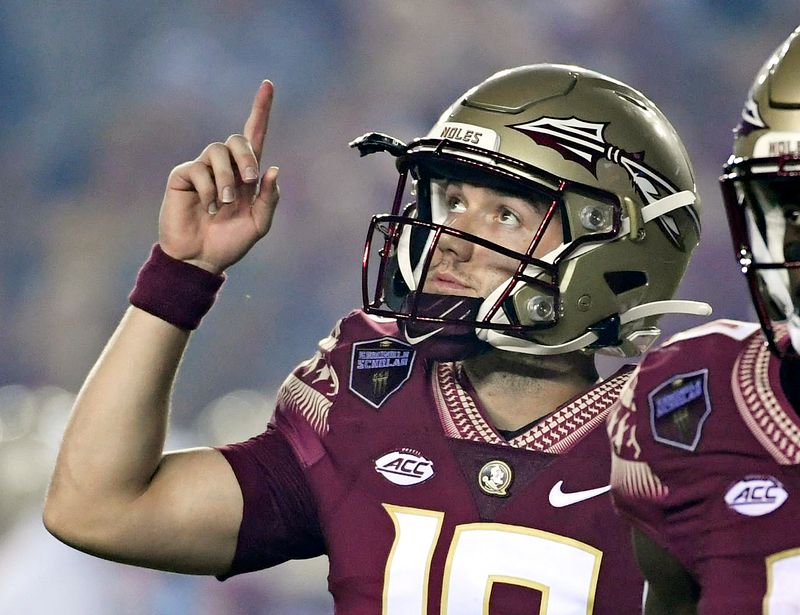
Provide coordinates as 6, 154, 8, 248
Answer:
3, 1, 800, 613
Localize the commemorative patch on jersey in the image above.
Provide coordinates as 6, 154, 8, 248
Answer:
349, 337, 416, 409
647, 369, 711, 451
374, 448, 435, 486
724, 475, 788, 517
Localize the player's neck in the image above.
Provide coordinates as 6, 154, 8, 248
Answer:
461, 349, 598, 432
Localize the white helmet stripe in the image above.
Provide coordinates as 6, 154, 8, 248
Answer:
745, 206, 794, 316
396, 223, 420, 291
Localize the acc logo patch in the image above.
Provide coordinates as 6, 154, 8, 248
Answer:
648, 369, 710, 451
349, 337, 416, 409
374, 449, 435, 486
725, 475, 788, 517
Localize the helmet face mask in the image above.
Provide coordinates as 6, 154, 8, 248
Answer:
719, 26, 800, 359
355, 64, 706, 358
721, 155, 800, 358
363, 152, 622, 331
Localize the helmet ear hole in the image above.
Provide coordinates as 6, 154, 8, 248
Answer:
604, 271, 647, 295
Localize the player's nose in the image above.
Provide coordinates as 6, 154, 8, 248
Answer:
437, 215, 477, 262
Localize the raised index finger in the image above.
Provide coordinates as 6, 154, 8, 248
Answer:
243, 79, 274, 162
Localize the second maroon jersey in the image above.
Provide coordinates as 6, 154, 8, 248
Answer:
219, 310, 644, 614
608, 319, 800, 614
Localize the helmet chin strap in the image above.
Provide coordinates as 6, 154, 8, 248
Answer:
477, 300, 712, 356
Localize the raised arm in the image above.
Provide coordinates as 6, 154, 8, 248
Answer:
43, 81, 280, 575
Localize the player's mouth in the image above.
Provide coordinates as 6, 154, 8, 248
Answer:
426, 271, 475, 295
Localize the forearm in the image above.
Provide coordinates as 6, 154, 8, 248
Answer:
43, 82, 278, 571
45, 307, 190, 529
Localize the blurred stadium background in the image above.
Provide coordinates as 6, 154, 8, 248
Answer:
2, 1, 800, 613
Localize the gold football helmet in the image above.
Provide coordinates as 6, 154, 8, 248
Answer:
720, 27, 800, 358
354, 64, 709, 357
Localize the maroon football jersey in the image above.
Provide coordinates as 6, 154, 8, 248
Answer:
219, 310, 644, 614
608, 319, 800, 614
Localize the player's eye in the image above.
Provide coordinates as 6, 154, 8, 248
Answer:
498, 207, 522, 227
785, 207, 800, 227
446, 197, 467, 213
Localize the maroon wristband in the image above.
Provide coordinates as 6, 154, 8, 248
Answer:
129, 244, 226, 330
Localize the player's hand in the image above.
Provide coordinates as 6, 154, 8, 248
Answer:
157, 80, 280, 273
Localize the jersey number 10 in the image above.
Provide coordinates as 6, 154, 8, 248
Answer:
382, 504, 603, 614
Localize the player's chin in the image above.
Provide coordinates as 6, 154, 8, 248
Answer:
423, 283, 478, 298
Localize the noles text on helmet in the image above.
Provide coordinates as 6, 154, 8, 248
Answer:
354, 64, 711, 359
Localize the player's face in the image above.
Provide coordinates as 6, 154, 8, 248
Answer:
423, 182, 562, 298
760, 180, 800, 304
782, 202, 800, 302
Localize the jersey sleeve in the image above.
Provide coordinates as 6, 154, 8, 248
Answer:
607, 364, 669, 545
216, 425, 326, 579
608, 320, 800, 612
215, 311, 386, 579
213, 316, 356, 578
607, 319, 762, 566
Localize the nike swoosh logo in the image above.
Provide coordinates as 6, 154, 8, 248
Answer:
404, 327, 444, 345
548, 480, 611, 508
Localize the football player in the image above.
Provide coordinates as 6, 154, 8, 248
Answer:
607, 26, 800, 615
44, 65, 708, 614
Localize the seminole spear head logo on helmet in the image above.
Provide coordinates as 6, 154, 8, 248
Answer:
510, 116, 677, 203
510, 116, 688, 248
